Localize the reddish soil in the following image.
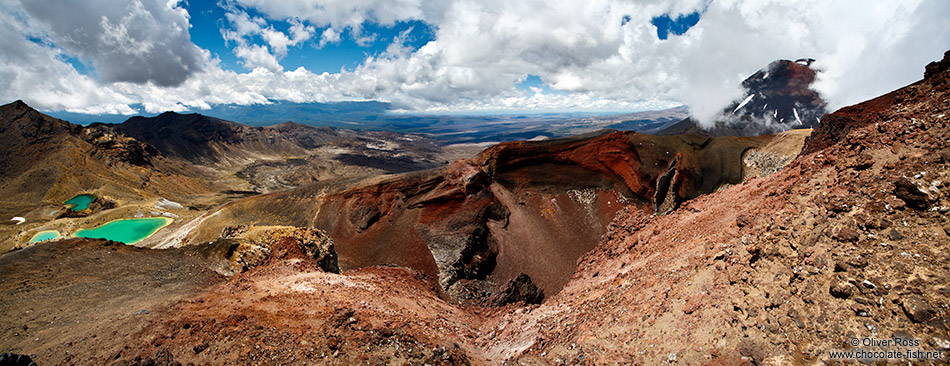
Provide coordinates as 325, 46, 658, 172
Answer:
487, 50, 950, 365
2, 51, 949, 365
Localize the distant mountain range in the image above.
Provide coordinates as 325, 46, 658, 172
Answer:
45, 101, 690, 145
46, 100, 393, 127
40, 59, 823, 145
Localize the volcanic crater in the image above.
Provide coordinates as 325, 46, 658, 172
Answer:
1, 52, 949, 365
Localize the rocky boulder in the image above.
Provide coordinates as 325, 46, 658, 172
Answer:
217, 225, 339, 274
488, 273, 544, 306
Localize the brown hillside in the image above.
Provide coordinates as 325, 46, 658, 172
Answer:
3, 51, 948, 366
0, 102, 224, 251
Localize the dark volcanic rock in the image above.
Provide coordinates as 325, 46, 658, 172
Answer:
829, 281, 854, 299
0, 353, 37, 366
114, 112, 341, 165
902, 296, 937, 323
349, 205, 381, 233
833, 227, 860, 242
887, 228, 904, 241
893, 177, 933, 209
489, 273, 544, 306
82, 123, 158, 166
114, 112, 337, 163
925, 50, 950, 83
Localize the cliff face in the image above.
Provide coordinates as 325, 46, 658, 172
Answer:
190, 129, 805, 305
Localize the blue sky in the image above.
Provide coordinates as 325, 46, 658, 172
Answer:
651, 12, 701, 40
2, 0, 948, 124
183, 1, 695, 81
182, 1, 436, 74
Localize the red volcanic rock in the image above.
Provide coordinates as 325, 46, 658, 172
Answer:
307, 130, 774, 305
199, 128, 773, 305
494, 49, 950, 364
800, 87, 899, 155
800, 51, 950, 155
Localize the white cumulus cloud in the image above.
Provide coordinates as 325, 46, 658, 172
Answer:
0, 0, 948, 123
18, 0, 205, 87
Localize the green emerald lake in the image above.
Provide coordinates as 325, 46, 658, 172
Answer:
74, 217, 172, 244
29, 230, 61, 243
64, 194, 96, 211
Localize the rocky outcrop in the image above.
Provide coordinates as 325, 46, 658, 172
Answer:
893, 177, 934, 210
80, 124, 158, 167
488, 273, 544, 306
215, 225, 338, 274
925, 50, 950, 82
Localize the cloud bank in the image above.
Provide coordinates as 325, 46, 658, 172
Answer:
1, 0, 948, 122
19, 0, 205, 87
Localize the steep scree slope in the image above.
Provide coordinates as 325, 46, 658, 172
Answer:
487, 50, 950, 365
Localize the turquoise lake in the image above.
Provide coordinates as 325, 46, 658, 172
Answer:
29, 230, 61, 243
74, 217, 172, 244
64, 194, 96, 211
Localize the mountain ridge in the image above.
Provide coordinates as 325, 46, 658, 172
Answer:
1, 51, 948, 365
111, 111, 343, 165
660, 58, 827, 137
